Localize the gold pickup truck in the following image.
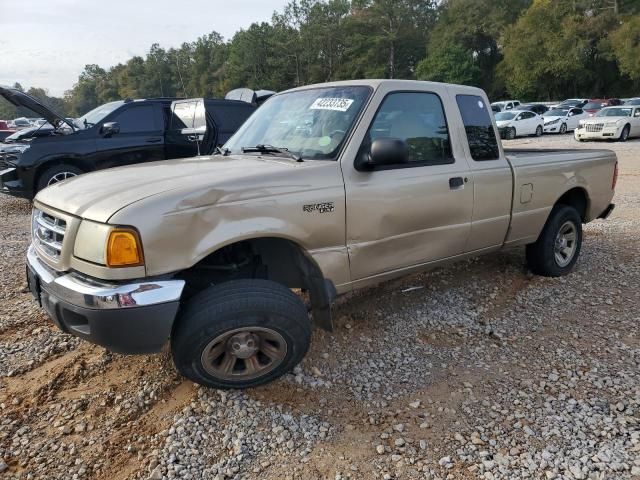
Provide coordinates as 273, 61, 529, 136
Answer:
26, 80, 617, 389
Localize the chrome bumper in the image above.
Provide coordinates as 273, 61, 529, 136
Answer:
27, 244, 185, 353
27, 244, 184, 309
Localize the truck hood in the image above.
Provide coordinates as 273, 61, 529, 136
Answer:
0, 86, 75, 131
35, 155, 326, 223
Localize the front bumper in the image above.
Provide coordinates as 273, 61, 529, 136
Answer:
26, 244, 185, 354
543, 123, 562, 133
574, 126, 621, 140
0, 167, 29, 198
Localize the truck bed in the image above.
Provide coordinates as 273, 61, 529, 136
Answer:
503, 147, 617, 246
504, 148, 614, 160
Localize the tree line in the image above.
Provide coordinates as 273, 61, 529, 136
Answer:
2, 0, 639, 120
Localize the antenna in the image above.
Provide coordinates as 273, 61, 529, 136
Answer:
175, 54, 189, 98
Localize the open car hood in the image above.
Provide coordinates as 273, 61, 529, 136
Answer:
0, 86, 74, 131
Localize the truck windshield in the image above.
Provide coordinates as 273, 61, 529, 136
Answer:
76, 101, 124, 128
596, 108, 632, 117
224, 86, 371, 161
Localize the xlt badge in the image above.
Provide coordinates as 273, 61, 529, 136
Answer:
303, 202, 335, 213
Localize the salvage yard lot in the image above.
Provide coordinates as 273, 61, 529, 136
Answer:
0, 135, 638, 480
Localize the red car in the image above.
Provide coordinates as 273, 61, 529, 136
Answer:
0, 120, 17, 142
583, 98, 623, 116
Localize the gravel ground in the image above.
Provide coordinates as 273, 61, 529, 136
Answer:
0, 134, 638, 480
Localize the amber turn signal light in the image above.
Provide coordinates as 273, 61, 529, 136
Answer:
106, 228, 144, 267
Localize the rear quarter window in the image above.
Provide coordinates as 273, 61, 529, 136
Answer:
456, 95, 500, 161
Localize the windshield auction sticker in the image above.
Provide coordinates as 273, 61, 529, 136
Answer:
310, 98, 354, 112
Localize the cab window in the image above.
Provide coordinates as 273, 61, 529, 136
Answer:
456, 94, 500, 161
364, 92, 453, 167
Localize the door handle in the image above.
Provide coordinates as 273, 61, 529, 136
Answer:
146, 138, 162, 143
449, 177, 467, 190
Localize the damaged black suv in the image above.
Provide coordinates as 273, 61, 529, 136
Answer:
0, 87, 270, 199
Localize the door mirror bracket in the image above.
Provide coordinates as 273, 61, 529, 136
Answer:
357, 138, 409, 170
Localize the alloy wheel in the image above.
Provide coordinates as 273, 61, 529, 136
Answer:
554, 221, 578, 267
47, 171, 77, 186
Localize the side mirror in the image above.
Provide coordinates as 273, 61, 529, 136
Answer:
100, 122, 120, 137
360, 138, 408, 169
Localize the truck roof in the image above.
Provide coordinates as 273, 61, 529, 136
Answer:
281, 79, 487, 97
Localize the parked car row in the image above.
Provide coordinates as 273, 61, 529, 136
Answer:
491, 95, 639, 141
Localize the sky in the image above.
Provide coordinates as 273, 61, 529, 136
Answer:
0, 0, 290, 96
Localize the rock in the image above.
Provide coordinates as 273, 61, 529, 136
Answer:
409, 401, 421, 409
148, 466, 163, 480
376, 445, 385, 455
569, 464, 585, 479
438, 456, 452, 467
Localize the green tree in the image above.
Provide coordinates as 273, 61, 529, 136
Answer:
498, 0, 583, 100
416, 44, 481, 85
609, 16, 640, 81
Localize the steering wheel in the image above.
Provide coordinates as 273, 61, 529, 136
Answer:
328, 129, 346, 138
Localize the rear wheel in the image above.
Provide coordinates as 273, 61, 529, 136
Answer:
36, 164, 83, 192
171, 279, 311, 389
535, 125, 543, 137
526, 205, 582, 277
619, 125, 630, 142
560, 123, 567, 134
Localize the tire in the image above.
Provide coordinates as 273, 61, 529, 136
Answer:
618, 124, 630, 142
36, 164, 83, 192
526, 205, 582, 277
559, 123, 567, 134
535, 125, 543, 137
506, 127, 516, 140
171, 279, 311, 389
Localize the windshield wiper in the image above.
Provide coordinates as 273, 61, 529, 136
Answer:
241, 144, 303, 162
214, 146, 231, 156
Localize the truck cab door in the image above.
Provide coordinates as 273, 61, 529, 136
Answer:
94, 103, 165, 169
342, 86, 473, 283
454, 94, 512, 251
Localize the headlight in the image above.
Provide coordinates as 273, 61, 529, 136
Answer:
545, 119, 560, 125
8, 144, 30, 153
74, 221, 144, 267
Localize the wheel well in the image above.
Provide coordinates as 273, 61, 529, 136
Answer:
556, 187, 588, 222
178, 237, 336, 330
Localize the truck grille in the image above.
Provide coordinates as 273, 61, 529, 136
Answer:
586, 123, 604, 133
0, 152, 19, 169
32, 209, 66, 259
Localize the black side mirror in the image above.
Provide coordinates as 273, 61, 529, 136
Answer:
100, 122, 120, 137
358, 138, 408, 170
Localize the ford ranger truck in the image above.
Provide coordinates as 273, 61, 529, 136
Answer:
26, 80, 617, 389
